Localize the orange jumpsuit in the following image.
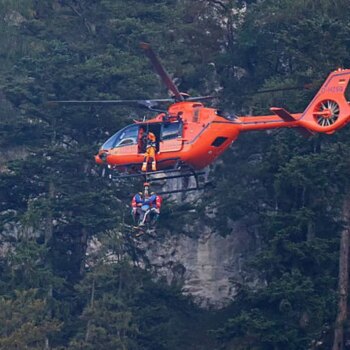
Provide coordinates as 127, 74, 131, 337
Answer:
141, 132, 157, 171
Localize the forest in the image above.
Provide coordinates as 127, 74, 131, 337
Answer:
1, 0, 350, 349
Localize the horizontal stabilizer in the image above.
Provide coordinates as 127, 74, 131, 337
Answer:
270, 107, 314, 137
270, 107, 295, 121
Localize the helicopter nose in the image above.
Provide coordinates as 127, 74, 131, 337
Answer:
99, 152, 108, 161
95, 151, 108, 164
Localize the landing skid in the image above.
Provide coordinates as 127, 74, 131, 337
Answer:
102, 163, 212, 194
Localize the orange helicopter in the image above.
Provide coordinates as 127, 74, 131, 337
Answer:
54, 43, 350, 194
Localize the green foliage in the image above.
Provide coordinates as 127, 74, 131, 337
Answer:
216, 0, 350, 112
66, 229, 209, 350
0, 289, 61, 350
1, 0, 350, 349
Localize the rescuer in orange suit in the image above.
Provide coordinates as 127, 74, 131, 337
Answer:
141, 131, 157, 172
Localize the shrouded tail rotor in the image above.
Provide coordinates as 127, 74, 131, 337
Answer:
313, 100, 340, 127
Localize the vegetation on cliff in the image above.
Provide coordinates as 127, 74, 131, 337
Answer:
1, 0, 350, 349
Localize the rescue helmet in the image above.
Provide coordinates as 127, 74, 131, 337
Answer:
147, 132, 156, 142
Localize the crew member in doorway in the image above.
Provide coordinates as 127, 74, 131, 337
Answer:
141, 131, 157, 172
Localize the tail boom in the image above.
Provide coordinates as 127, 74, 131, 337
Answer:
238, 112, 302, 132
237, 68, 350, 136
298, 69, 350, 134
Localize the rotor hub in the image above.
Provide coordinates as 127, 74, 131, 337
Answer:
319, 109, 333, 118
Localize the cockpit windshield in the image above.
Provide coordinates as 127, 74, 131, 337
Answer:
100, 125, 139, 150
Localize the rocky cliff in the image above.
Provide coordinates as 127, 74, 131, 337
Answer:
135, 219, 261, 308
108, 175, 264, 309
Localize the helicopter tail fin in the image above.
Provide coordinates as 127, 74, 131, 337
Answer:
298, 69, 350, 134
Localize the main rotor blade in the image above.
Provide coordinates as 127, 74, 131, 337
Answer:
185, 95, 214, 102
47, 96, 214, 108
48, 99, 153, 105
47, 98, 171, 108
255, 83, 314, 94
140, 42, 184, 101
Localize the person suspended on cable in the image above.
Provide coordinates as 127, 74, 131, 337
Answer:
131, 182, 162, 227
141, 131, 157, 172
131, 190, 144, 225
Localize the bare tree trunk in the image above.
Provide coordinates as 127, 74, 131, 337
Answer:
85, 277, 95, 342
332, 196, 350, 350
44, 337, 50, 350
80, 227, 89, 276
45, 180, 55, 243
44, 285, 53, 350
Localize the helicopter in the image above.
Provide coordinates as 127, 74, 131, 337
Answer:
53, 43, 350, 194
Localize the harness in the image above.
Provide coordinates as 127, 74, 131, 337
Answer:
146, 132, 156, 148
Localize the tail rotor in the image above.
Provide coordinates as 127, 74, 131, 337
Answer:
313, 100, 340, 127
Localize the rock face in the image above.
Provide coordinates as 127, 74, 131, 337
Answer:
126, 174, 262, 309
138, 219, 260, 309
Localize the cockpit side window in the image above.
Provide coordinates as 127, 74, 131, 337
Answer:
100, 125, 139, 150
161, 122, 183, 140
101, 132, 120, 150
118, 138, 135, 146
114, 125, 139, 147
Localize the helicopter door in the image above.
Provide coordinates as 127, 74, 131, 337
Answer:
159, 121, 183, 152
